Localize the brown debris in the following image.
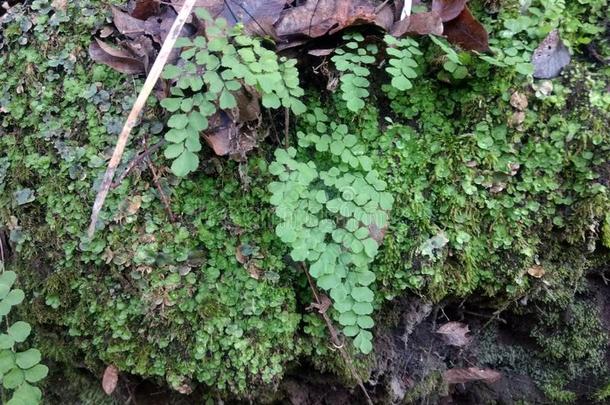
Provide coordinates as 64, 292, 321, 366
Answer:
89, 38, 145, 74
443, 367, 502, 385
442, 7, 490, 52
391, 11, 443, 37
431, 0, 467, 22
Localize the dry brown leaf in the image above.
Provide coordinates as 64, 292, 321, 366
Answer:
510, 91, 528, 111
89, 38, 145, 74
204, 112, 257, 158
275, 0, 379, 48
527, 264, 545, 278
443, 367, 501, 385
102, 365, 119, 395
431, 0, 467, 22
442, 7, 490, 52
436, 321, 471, 347
129, 0, 160, 20
391, 11, 443, 37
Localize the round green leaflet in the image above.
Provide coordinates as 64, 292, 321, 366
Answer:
15, 349, 41, 370
7, 322, 31, 343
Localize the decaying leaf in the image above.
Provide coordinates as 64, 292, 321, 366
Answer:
204, 111, 257, 158
102, 365, 119, 395
89, 38, 145, 74
275, 0, 379, 48
442, 7, 490, 52
510, 91, 528, 111
532, 29, 571, 79
431, 0, 467, 22
128, 0, 160, 20
443, 367, 502, 385
436, 321, 471, 347
391, 11, 443, 37
527, 264, 545, 278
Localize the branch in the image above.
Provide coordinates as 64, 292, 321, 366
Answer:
87, 0, 198, 237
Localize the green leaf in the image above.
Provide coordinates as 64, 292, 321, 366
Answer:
354, 330, 373, 354
357, 315, 374, 329
0, 350, 15, 374
219, 90, 237, 109
391, 75, 412, 91
164, 129, 187, 143
343, 325, 360, 337
317, 274, 340, 290
161, 64, 181, 80
8, 322, 30, 343
346, 98, 365, 112
0, 334, 14, 350
24, 364, 48, 383
356, 270, 376, 286
188, 112, 208, 131
338, 311, 357, 326
170, 150, 199, 177
353, 301, 374, 315
4, 289, 24, 306
160, 98, 182, 112
351, 287, 374, 302
167, 114, 189, 129
0, 272, 16, 291
164, 143, 184, 159
3, 367, 24, 389
15, 349, 41, 369
262, 93, 281, 109
362, 238, 378, 258
7, 382, 42, 405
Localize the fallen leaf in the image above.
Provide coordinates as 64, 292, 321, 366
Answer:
508, 111, 525, 128
442, 7, 490, 52
102, 365, 119, 395
129, 0, 160, 20
532, 29, 571, 79
89, 38, 145, 74
436, 321, 471, 347
510, 91, 528, 111
527, 264, 545, 278
234, 86, 261, 123
204, 111, 257, 158
431, 0, 467, 22
391, 11, 443, 37
275, 0, 379, 48
111, 5, 147, 38
13, 188, 35, 206
443, 367, 501, 385
122, 35, 156, 72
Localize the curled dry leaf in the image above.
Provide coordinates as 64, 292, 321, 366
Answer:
527, 264, 545, 278
204, 111, 257, 158
391, 11, 443, 37
89, 38, 145, 74
431, 0, 467, 22
510, 91, 528, 111
532, 29, 571, 79
436, 321, 471, 347
102, 365, 119, 395
443, 367, 502, 385
275, 0, 379, 48
442, 7, 490, 52
128, 0, 160, 20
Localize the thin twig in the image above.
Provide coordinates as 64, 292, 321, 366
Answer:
111, 140, 166, 189
87, 0, 198, 237
143, 137, 176, 223
300, 264, 373, 405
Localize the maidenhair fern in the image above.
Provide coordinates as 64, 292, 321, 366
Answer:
331, 33, 378, 112
160, 8, 306, 176
383, 35, 422, 91
0, 271, 47, 404
269, 108, 392, 354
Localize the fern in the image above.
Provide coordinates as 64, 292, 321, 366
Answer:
331, 33, 378, 112
160, 8, 306, 176
0, 270, 47, 405
269, 107, 392, 354
384, 35, 422, 91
